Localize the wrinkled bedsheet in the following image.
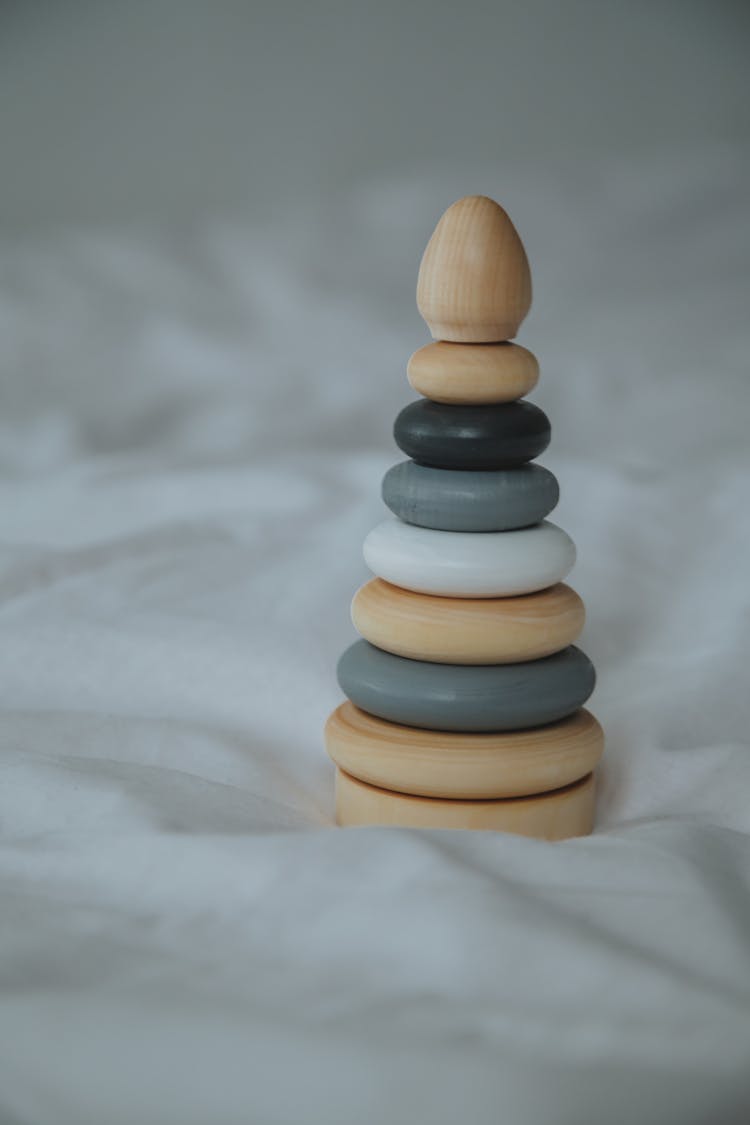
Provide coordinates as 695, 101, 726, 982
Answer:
1, 151, 749, 1124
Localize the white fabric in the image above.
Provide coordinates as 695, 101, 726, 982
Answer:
1, 150, 749, 1124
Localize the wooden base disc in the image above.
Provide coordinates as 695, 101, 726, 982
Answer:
351, 579, 584, 664
326, 702, 603, 798
335, 768, 596, 838
407, 341, 539, 404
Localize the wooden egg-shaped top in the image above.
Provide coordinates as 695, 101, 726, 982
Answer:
417, 195, 532, 343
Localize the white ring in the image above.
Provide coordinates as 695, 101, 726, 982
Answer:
363, 517, 575, 597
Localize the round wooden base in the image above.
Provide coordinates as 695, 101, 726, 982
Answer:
351, 579, 584, 665
335, 768, 596, 838
326, 702, 603, 798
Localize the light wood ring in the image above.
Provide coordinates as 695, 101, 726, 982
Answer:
351, 579, 584, 664
335, 768, 596, 837
407, 341, 538, 404
325, 702, 604, 799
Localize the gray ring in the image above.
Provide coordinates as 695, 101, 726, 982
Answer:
337, 641, 595, 732
382, 460, 559, 531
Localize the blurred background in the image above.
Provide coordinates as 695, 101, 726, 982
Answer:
1, 0, 748, 227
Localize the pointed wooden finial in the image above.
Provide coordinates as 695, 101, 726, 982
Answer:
417, 195, 532, 343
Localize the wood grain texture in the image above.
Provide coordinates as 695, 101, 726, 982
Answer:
326, 702, 604, 799
407, 341, 539, 404
417, 196, 532, 343
352, 580, 583, 664
335, 766, 596, 836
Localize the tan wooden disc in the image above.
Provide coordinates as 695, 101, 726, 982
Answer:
351, 580, 584, 665
326, 702, 604, 799
407, 341, 539, 404
416, 195, 532, 342
335, 767, 596, 838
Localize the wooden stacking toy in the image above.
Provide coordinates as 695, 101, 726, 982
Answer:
325, 195, 603, 837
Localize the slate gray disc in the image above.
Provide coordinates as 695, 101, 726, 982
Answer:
393, 399, 550, 469
337, 641, 595, 732
382, 460, 559, 532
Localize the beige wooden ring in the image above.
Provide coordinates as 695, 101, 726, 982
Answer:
325, 702, 603, 799
335, 767, 595, 838
351, 579, 584, 665
407, 341, 538, 404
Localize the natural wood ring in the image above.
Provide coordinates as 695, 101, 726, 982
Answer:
408, 341, 539, 404
352, 579, 584, 664
325, 702, 604, 799
335, 767, 596, 838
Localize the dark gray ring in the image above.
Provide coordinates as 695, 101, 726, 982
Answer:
393, 399, 551, 470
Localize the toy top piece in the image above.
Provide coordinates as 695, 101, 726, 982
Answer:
416, 195, 532, 343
